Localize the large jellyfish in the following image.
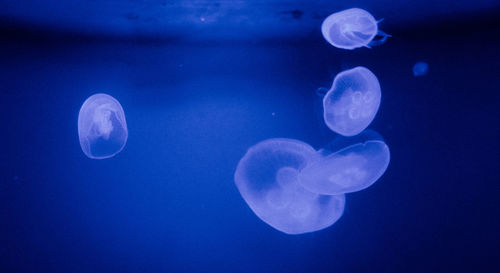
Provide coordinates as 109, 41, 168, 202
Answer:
321, 8, 391, 50
78, 93, 128, 159
298, 130, 390, 195
323, 66, 381, 136
234, 138, 345, 235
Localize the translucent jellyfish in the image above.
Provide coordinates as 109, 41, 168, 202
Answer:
321, 8, 391, 50
78, 93, 128, 159
323, 66, 381, 136
234, 138, 345, 235
298, 130, 390, 195
413, 61, 429, 77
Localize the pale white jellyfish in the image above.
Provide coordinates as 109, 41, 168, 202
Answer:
298, 130, 390, 195
78, 93, 128, 159
323, 66, 381, 136
321, 8, 391, 50
234, 138, 345, 235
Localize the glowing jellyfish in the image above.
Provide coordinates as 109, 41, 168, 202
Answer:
321, 8, 391, 50
234, 138, 345, 235
299, 130, 390, 195
78, 93, 128, 159
413, 61, 429, 77
323, 66, 381, 136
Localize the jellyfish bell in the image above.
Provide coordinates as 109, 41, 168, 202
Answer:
234, 138, 345, 235
321, 8, 391, 50
298, 130, 390, 195
413, 61, 429, 77
78, 93, 128, 159
323, 66, 381, 137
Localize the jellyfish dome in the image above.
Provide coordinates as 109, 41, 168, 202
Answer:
413, 61, 429, 77
234, 138, 345, 235
78, 93, 128, 159
323, 66, 381, 136
321, 8, 390, 50
298, 131, 390, 195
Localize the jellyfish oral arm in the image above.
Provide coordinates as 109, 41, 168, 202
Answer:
367, 30, 392, 48
93, 108, 113, 139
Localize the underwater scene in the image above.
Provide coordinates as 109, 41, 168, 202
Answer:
0, 1, 499, 272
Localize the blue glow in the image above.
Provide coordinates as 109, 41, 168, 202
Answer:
299, 131, 390, 195
78, 93, 128, 159
321, 8, 390, 50
323, 66, 381, 136
234, 138, 345, 235
413, 61, 429, 77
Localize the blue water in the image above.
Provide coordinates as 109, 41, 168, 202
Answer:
0, 11, 499, 273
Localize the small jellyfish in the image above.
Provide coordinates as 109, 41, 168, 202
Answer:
298, 130, 390, 195
323, 66, 381, 136
413, 61, 429, 77
78, 93, 128, 159
234, 138, 345, 235
321, 8, 391, 50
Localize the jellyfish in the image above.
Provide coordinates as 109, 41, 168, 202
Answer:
413, 61, 429, 77
78, 93, 128, 159
321, 8, 391, 50
298, 130, 390, 195
323, 66, 381, 136
234, 138, 345, 235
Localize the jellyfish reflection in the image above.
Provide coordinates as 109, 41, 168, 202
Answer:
323, 66, 381, 136
299, 130, 390, 195
234, 139, 345, 235
78, 93, 128, 159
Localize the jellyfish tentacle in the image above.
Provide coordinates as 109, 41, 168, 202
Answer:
368, 30, 392, 47
316, 87, 330, 97
377, 29, 392, 37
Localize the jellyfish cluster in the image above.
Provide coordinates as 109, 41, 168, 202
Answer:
234, 139, 345, 235
74, 7, 393, 236
234, 8, 391, 234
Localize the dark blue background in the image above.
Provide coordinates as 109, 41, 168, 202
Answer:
0, 2, 499, 272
